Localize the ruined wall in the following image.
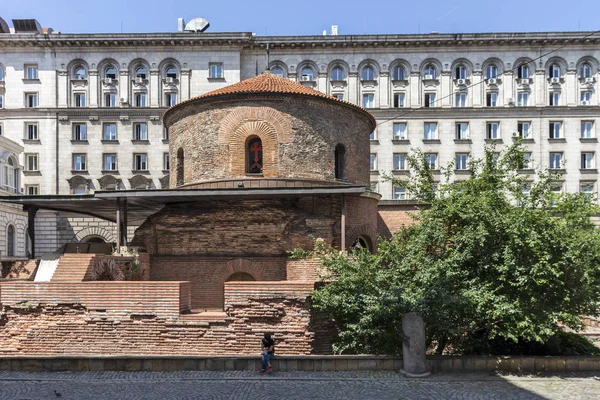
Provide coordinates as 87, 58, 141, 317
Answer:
0, 281, 334, 356
377, 202, 423, 238
166, 97, 373, 187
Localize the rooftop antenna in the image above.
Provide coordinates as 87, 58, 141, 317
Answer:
266, 43, 270, 70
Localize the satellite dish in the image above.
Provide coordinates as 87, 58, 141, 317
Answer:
184, 18, 210, 33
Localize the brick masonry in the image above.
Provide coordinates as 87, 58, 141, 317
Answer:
0, 281, 332, 356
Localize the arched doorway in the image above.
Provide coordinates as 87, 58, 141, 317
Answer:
82, 236, 106, 243
351, 236, 372, 252
226, 272, 256, 282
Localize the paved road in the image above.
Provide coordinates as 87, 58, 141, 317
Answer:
0, 371, 598, 399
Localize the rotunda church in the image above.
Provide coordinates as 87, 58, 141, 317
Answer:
131, 72, 380, 311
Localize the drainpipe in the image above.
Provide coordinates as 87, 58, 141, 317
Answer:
340, 194, 346, 250
55, 112, 59, 194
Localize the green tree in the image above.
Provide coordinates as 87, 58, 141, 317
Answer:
312, 141, 600, 355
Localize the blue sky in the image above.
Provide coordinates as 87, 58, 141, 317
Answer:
2, 0, 598, 35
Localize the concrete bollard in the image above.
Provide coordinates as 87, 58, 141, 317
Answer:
399, 312, 430, 377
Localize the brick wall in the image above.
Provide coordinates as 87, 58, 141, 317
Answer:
377, 202, 423, 238
0, 281, 333, 356
0, 281, 191, 318
286, 258, 323, 281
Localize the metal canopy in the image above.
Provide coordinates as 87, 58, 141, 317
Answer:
0, 185, 367, 225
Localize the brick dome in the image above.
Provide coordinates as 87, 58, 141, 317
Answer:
164, 72, 375, 129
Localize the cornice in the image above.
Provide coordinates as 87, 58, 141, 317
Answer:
369, 105, 600, 119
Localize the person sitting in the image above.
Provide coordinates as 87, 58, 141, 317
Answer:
260, 333, 275, 374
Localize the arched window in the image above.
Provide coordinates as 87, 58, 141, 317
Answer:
166, 66, 178, 79
6, 224, 15, 257
331, 66, 345, 81
135, 66, 147, 80
334, 144, 346, 180
351, 236, 371, 252
74, 66, 87, 80
105, 66, 117, 80
517, 64, 529, 79
0, 66, 5, 81
392, 65, 405, 81
486, 64, 498, 79
423, 64, 437, 79
247, 137, 263, 174
550, 64, 561, 78
361, 65, 375, 81
300, 67, 314, 81
176, 148, 184, 186
580, 63, 593, 78
227, 272, 256, 281
270, 66, 284, 77
454, 65, 467, 79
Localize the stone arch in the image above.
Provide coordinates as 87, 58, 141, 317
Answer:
129, 58, 150, 77
297, 60, 319, 81
327, 59, 349, 80
219, 106, 291, 144
576, 56, 599, 76
482, 57, 503, 78
451, 58, 474, 79
67, 59, 89, 79
419, 58, 443, 78
158, 58, 181, 77
389, 59, 411, 80
211, 258, 271, 309
73, 226, 115, 243
268, 60, 288, 77
97, 58, 120, 78
345, 223, 376, 252
357, 59, 380, 80
545, 56, 568, 77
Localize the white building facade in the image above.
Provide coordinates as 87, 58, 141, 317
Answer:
1, 23, 600, 253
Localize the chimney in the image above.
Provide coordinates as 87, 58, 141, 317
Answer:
177, 18, 185, 32
322, 29, 327, 36
331, 25, 338, 36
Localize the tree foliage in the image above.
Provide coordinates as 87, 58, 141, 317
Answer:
312, 141, 600, 355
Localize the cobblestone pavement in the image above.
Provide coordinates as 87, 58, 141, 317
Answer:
0, 371, 598, 400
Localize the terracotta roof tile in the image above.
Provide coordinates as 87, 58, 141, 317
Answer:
164, 73, 375, 128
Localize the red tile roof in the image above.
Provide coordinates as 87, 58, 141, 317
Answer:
164, 72, 375, 128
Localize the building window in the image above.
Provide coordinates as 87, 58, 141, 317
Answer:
362, 94, 374, 108
486, 122, 500, 140
0, 66, 3, 81
361, 65, 375, 81
25, 185, 39, 195
549, 122, 562, 139
25, 93, 38, 108
455, 153, 469, 170
517, 92, 529, 107
3, 158, 17, 192
333, 93, 344, 100
425, 153, 438, 169
334, 144, 346, 179
330, 66, 345, 81
549, 152, 563, 169
104, 93, 117, 107
486, 92, 497, 107
581, 121, 594, 138
521, 152, 532, 169
165, 93, 177, 107
369, 182, 378, 192
369, 154, 377, 170
133, 154, 148, 171
393, 123, 407, 140
392, 66, 405, 81
517, 64, 529, 79
580, 63, 593, 79
393, 93, 405, 108
73, 154, 87, 171
550, 64, 561, 78
393, 153, 407, 170
0, 94, 4, 109
209, 63, 223, 79
300, 67, 314, 81
424, 122, 437, 140
166, 66, 178, 80
135, 66, 147, 80
455, 122, 469, 139
424, 93, 436, 107
455, 92, 467, 107
163, 153, 170, 171
247, 136, 263, 174
393, 186, 407, 200
133, 123, 148, 141
163, 127, 169, 140
549, 92, 560, 106
134, 93, 147, 107
423, 64, 437, 79
25, 154, 38, 171
6, 225, 15, 257
581, 91, 592, 105
486, 64, 498, 79
454, 65, 467, 80
25, 64, 38, 80
72, 123, 87, 141
103, 154, 118, 171
73, 66, 87, 80
103, 123, 117, 141
104, 66, 117, 80
25, 123, 38, 140
518, 122, 531, 139
580, 182, 595, 197
369, 130, 376, 140
74, 93, 86, 107
271, 66, 284, 77
581, 152, 595, 169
